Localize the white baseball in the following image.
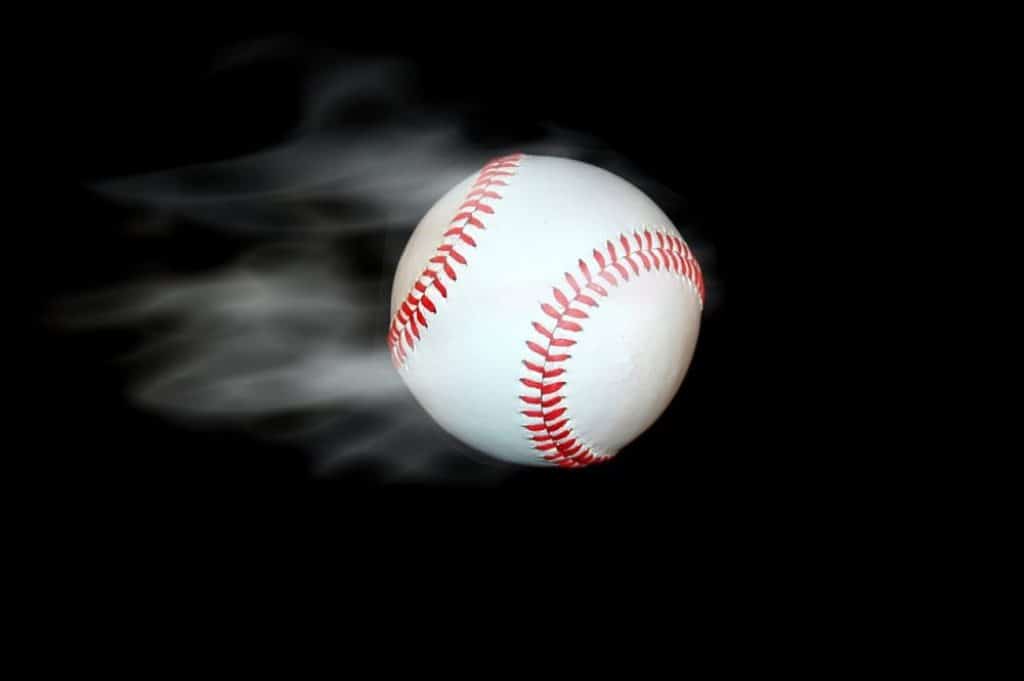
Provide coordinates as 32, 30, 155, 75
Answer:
388, 154, 704, 468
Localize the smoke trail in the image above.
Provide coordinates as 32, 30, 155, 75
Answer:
58, 40, 714, 482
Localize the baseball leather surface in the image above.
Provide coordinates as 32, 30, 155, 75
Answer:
389, 154, 704, 468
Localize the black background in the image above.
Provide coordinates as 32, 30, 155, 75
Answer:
8, 17, 948, 653
25, 20, 821, 506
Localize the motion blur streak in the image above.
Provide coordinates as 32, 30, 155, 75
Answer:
61, 40, 713, 482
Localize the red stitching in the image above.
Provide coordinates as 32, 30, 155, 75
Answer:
389, 153, 524, 367
519, 227, 704, 468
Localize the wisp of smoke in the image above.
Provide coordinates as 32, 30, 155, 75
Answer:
61, 41, 713, 482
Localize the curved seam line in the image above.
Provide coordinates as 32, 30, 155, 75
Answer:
519, 226, 705, 468
388, 153, 524, 368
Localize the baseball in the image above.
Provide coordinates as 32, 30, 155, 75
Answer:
388, 154, 704, 468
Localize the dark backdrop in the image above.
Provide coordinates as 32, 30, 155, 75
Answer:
26, 23, 813, 502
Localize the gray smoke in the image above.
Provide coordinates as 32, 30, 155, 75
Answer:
59, 41, 714, 482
